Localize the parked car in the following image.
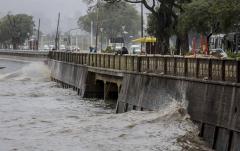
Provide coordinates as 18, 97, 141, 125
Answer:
43, 45, 49, 50
49, 45, 55, 50
130, 45, 141, 54
60, 45, 66, 51
210, 48, 228, 58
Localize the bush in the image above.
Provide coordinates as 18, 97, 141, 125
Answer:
102, 46, 115, 53
227, 51, 240, 60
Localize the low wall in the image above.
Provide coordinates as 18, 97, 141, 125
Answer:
49, 60, 88, 97
0, 49, 48, 58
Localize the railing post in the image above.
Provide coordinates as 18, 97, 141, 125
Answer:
221, 59, 226, 81
125, 56, 128, 71
73, 53, 75, 63
65, 52, 68, 62
164, 57, 167, 75
48, 51, 51, 59
69, 52, 71, 62
88, 54, 91, 66
208, 59, 212, 80
66, 52, 68, 62
58, 51, 60, 61
196, 58, 200, 78
154, 56, 158, 73
236, 60, 240, 83
147, 57, 150, 72
119, 55, 121, 70
80, 53, 83, 64
99, 54, 102, 67
108, 55, 111, 68
103, 54, 106, 68
56, 52, 59, 60
174, 57, 177, 75
64, 52, 66, 62
113, 55, 115, 69
184, 58, 188, 77
95, 54, 98, 67
131, 56, 134, 71
137, 56, 141, 72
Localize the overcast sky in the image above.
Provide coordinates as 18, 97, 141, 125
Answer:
0, 0, 88, 34
0, 0, 148, 35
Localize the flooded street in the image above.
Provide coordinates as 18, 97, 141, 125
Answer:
0, 57, 211, 151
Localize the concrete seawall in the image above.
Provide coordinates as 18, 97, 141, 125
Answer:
118, 73, 240, 150
49, 59, 240, 151
0, 50, 48, 58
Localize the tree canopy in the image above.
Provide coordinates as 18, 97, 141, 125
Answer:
178, 0, 240, 35
103, 0, 191, 54
78, 2, 141, 39
0, 14, 34, 49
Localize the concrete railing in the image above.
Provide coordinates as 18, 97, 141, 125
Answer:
49, 51, 240, 83
0, 49, 49, 58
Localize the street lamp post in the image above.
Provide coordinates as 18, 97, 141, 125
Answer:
95, 0, 100, 52
100, 27, 103, 51
141, 3, 144, 51
122, 26, 128, 47
27, 32, 30, 50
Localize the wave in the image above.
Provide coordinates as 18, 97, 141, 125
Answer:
0, 62, 50, 82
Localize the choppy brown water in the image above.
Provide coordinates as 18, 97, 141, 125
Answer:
0, 58, 212, 151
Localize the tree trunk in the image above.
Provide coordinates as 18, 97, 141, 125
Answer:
176, 36, 180, 55
180, 33, 189, 54
12, 38, 18, 49
207, 33, 212, 55
155, 35, 170, 54
176, 33, 189, 55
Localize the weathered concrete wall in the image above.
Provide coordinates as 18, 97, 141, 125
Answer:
49, 59, 240, 151
49, 60, 120, 100
49, 60, 88, 97
117, 73, 240, 150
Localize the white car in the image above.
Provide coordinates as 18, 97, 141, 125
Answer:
210, 48, 228, 58
43, 45, 49, 50
130, 45, 141, 54
60, 45, 66, 51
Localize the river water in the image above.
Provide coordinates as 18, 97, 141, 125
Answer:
0, 57, 211, 151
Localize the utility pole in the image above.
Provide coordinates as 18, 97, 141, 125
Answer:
37, 18, 41, 50
76, 31, 78, 48
55, 12, 60, 50
141, 3, 144, 52
91, 21, 93, 46
100, 28, 103, 51
95, 0, 100, 52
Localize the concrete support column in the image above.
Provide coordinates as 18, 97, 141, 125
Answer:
104, 81, 108, 101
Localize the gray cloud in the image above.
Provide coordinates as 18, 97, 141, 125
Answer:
0, 0, 87, 33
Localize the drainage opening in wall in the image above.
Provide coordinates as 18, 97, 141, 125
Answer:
104, 82, 119, 108
95, 80, 104, 99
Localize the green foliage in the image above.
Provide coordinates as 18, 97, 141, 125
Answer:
178, 0, 240, 34
227, 51, 240, 59
102, 46, 115, 53
0, 14, 34, 49
78, 2, 141, 39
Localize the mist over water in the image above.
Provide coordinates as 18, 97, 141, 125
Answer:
0, 58, 211, 151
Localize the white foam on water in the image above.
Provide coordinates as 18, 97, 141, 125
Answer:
0, 61, 50, 82
0, 59, 212, 151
